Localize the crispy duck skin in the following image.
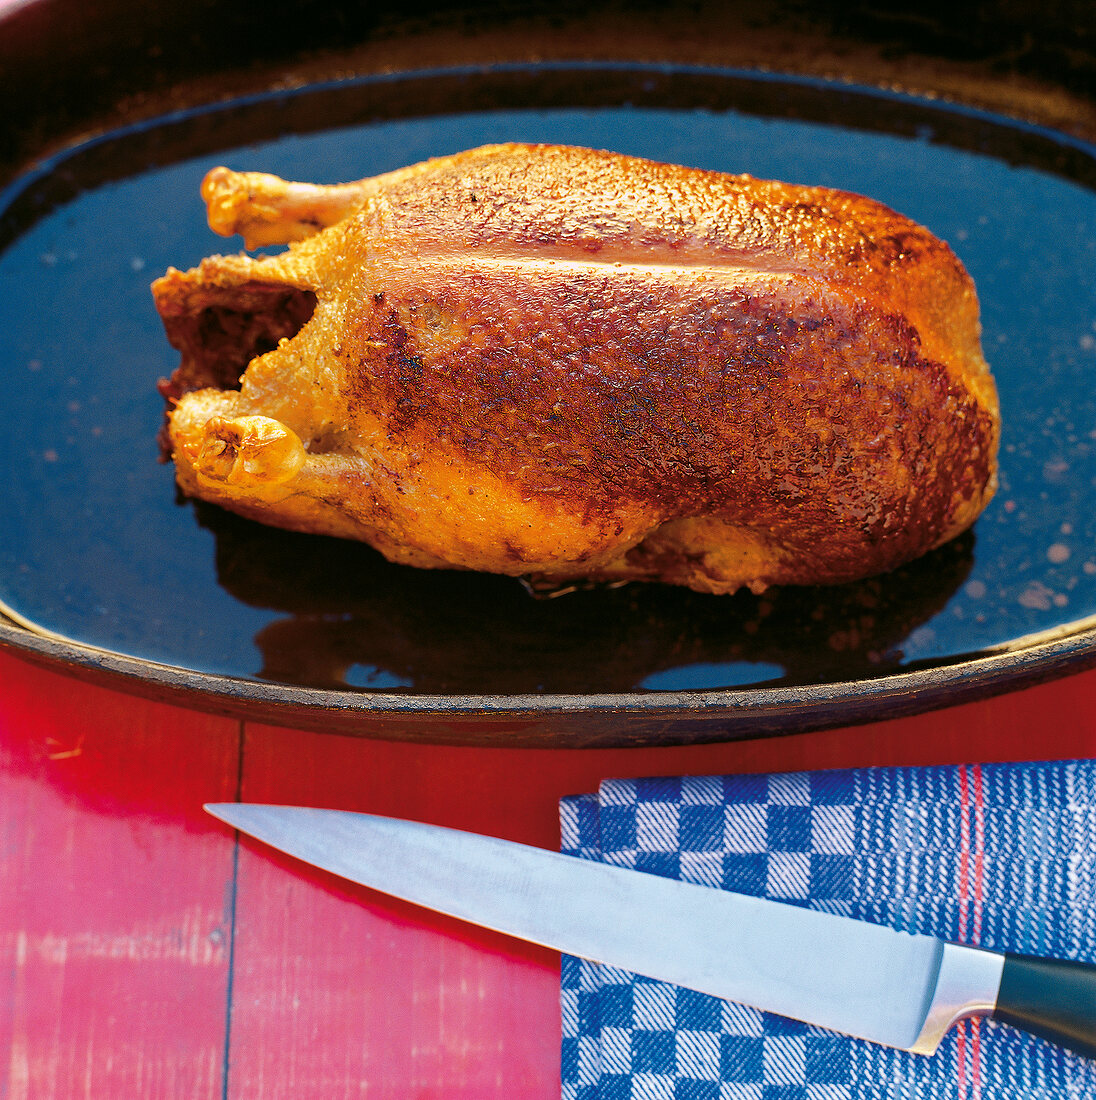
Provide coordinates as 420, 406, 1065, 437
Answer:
152, 143, 999, 595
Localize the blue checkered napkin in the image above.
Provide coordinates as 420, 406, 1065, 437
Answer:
559, 762, 1096, 1099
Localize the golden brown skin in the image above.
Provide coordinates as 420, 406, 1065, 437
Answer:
153, 143, 999, 595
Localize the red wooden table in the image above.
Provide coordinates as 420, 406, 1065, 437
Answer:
2, 646, 1095, 1098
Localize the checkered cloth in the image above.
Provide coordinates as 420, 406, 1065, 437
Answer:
560, 762, 1096, 1099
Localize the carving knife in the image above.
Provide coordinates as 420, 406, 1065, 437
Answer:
205, 803, 1096, 1059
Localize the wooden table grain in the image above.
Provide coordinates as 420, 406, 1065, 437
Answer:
2, 646, 1095, 1098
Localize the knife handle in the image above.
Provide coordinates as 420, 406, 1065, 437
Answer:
990, 952, 1096, 1059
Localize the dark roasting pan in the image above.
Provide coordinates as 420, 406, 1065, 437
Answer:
1, 0, 1095, 746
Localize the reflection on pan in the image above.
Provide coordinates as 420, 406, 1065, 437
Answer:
199, 503, 974, 694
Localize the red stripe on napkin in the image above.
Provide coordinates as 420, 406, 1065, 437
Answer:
957, 764, 988, 1099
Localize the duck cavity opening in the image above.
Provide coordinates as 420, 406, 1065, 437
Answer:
156, 281, 318, 402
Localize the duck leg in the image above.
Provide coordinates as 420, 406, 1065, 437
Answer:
201, 167, 371, 248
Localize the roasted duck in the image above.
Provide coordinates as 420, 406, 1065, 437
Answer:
153, 143, 999, 595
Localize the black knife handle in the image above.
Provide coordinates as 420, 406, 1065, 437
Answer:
991, 952, 1096, 1059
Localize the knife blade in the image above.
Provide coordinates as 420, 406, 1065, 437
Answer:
205, 803, 1096, 1059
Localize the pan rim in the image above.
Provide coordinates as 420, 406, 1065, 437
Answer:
3, 58, 1096, 743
